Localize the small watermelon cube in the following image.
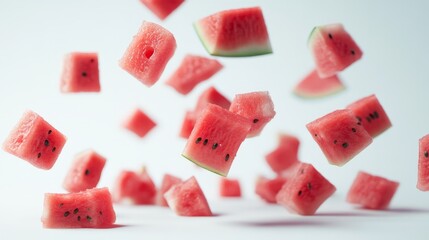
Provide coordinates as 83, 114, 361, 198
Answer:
165, 55, 223, 95
60, 52, 100, 93
182, 104, 252, 176
265, 133, 300, 174
164, 176, 212, 216
347, 171, 399, 210
276, 163, 336, 215
156, 173, 182, 207
113, 168, 157, 205
119, 21, 176, 87
122, 108, 156, 138
42, 187, 116, 228
139, 0, 184, 20
229, 91, 276, 137
255, 175, 287, 204
2, 111, 67, 170
63, 150, 106, 193
418, 134, 429, 191
179, 111, 197, 139
293, 69, 345, 98
306, 109, 373, 166
219, 178, 241, 197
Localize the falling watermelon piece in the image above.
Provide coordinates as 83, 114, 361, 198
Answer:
293, 69, 345, 98
60, 52, 100, 93
119, 21, 176, 87
265, 133, 300, 174
2, 111, 67, 170
156, 173, 183, 207
113, 168, 157, 205
179, 111, 197, 139
309, 23, 362, 78
139, 0, 184, 20
194, 7, 272, 57
417, 134, 429, 191
122, 108, 157, 138
182, 104, 251, 176
255, 175, 288, 204
219, 178, 241, 197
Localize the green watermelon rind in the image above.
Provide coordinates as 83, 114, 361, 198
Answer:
293, 84, 345, 99
181, 153, 228, 177
307, 26, 320, 47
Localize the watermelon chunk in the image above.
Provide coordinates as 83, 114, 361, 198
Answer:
165, 55, 223, 95
255, 175, 287, 204
276, 163, 336, 215
293, 69, 345, 98
63, 150, 106, 193
182, 104, 251, 176
306, 109, 373, 166
179, 111, 197, 139
2, 111, 67, 170
119, 21, 176, 87
309, 23, 363, 78
194, 86, 231, 114
156, 173, 182, 207
42, 187, 116, 228
122, 108, 157, 138
347, 171, 399, 210
347, 94, 392, 138
113, 169, 157, 205
219, 178, 241, 197
164, 176, 212, 216
60, 52, 100, 93
229, 91, 276, 137
265, 133, 300, 174
417, 134, 429, 191
194, 7, 272, 57
139, 0, 184, 20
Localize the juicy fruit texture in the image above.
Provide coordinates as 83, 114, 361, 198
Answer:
309, 23, 362, 78
63, 150, 106, 193
122, 108, 157, 138
347, 171, 399, 210
417, 134, 429, 191
306, 109, 373, 166
182, 104, 252, 176
276, 163, 336, 215
229, 91, 276, 137
179, 111, 197, 139
219, 178, 241, 197
265, 134, 300, 174
42, 188, 116, 228
60, 52, 100, 93
194, 7, 272, 57
165, 55, 223, 95
347, 94, 392, 138
293, 69, 345, 98
156, 173, 182, 206
119, 21, 176, 87
2, 111, 67, 170
164, 176, 212, 216
139, 0, 184, 20
255, 175, 287, 204
113, 169, 157, 205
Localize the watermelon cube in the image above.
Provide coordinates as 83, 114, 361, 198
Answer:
122, 108, 157, 138
156, 173, 182, 207
293, 69, 345, 98
265, 133, 300, 174
119, 21, 176, 87
139, 0, 184, 20
63, 150, 106, 193
2, 111, 67, 170
306, 109, 373, 166
60, 52, 100, 93
113, 169, 157, 205
276, 163, 336, 215
418, 134, 429, 191
42, 187, 116, 228
255, 175, 287, 204
179, 111, 197, 139
347, 171, 399, 210
219, 178, 241, 197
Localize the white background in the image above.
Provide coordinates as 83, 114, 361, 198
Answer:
0, 0, 429, 239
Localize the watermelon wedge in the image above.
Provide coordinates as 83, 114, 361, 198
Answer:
139, 0, 184, 20
156, 173, 182, 206
293, 70, 345, 98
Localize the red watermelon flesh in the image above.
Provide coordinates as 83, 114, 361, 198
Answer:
255, 175, 287, 204
309, 23, 362, 78
276, 163, 336, 215
113, 169, 157, 205
2, 111, 67, 170
306, 109, 373, 166
139, 0, 184, 20
417, 134, 429, 191
60, 52, 100, 93
347, 171, 399, 210
165, 55, 223, 95
182, 104, 251, 176
347, 94, 392, 138
229, 91, 276, 137
42, 187, 116, 228
156, 173, 183, 207
119, 21, 176, 87
293, 69, 345, 98
63, 150, 106, 193
265, 133, 300, 174
194, 7, 272, 57
219, 178, 241, 197
122, 108, 156, 138
179, 111, 197, 139
164, 176, 212, 216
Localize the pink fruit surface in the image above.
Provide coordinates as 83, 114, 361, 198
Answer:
219, 178, 241, 197
60, 52, 100, 93
293, 69, 344, 98
255, 175, 288, 204
265, 133, 300, 174
139, 0, 184, 20
122, 108, 157, 138
113, 169, 157, 205
418, 134, 429, 191
156, 173, 182, 207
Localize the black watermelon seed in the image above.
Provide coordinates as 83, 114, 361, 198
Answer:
314, 134, 318, 137
357, 122, 362, 125
59, 203, 64, 208
44, 139, 49, 147
77, 216, 81, 221
225, 154, 230, 161
374, 111, 379, 118
37, 152, 41, 158
298, 190, 302, 196
369, 113, 376, 119
86, 216, 92, 221
52, 147, 56, 152
307, 183, 312, 190
64, 211, 70, 217
334, 140, 338, 144
85, 169, 90, 175
203, 139, 208, 145
99, 211, 103, 215
82, 72, 87, 77
352, 128, 356, 132
195, 137, 202, 144
351, 50, 355, 55
73, 208, 79, 214
366, 117, 371, 122
356, 116, 362, 122
212, 143, 218, 150
328, 33, 333, 39
48, 130, 52, 134
342, 142, 349, 148
253, 118, 259, 123
425, 151, 428, 158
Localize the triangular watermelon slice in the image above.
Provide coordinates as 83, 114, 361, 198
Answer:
293, 70, 345, 98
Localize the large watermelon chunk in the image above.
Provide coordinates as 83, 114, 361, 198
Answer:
156, 173, 182, 207
293, 69, 345, 98
309, 23, 362, 78
165, 55, 223, 95
255, 175, 288, 204
122, 108, 157, 138
417, 134, 429, 191
60, 52, 100, 93
347, 171, 399, 210
119, 21, 176, 87
347, 94, 392, 138
194, 7, 272, 57
219, 178, 241, 197
306, 109, 373, 166
276, 163, 336, 215
229, 91, 276, 137
113, 168, 157, 205
139, 0, 184, 20
42, 187, 116, 228
182, 104, 251, 176
63, 150, 106, 193
265, 133, 300, 174
2, 111, 67, 170
164, 176, 212, 216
